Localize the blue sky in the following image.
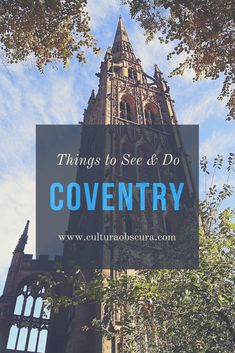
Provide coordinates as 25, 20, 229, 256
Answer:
0, 0, 234, 293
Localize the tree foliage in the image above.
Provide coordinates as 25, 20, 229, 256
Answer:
124, 0, 235, 120
0, 0, 99, 71
42, 154, 235, 353
0, 1, 234, 119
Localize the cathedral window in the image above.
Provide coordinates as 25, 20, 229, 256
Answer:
28, 328, 39, 351
14, 293, 24, 315
120, 101, 132, 121
7, 326, 18, 350
7, 280, 50, 352
24, 295, 34, 316
120, 95, 136, 123
145, 109, 156, 125
128, 67, 137, 81
144, 103, 161, 125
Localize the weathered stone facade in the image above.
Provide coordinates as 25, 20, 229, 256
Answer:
84, 17, 177, 127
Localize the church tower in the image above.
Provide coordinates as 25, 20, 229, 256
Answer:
84, 16, 177, 128
0, 17, 195, 353
64, 16, 195, 353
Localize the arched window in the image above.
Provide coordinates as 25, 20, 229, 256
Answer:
120, 95, 136, 122
128, 67, 137, 81
7, 280, 51, 352
28, 328, 39, 352
7, 326, 18, 350
14, 294, 24, 315
38, 330, 48, 353
33, 297, 43, 318
144, 103, 161, 126
17, 327, 28, 351
120, 101, 132, 121
145, 109, 155, 125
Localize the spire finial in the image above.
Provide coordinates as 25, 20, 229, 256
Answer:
112, 16, 136, 62
154, 64, 162, 75
14, 220, 29, 254
113, 16, 130, 46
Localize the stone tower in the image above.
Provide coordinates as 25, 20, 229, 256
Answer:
0, 17, 195, 353
84, 16, 177, 127
64, 16, 195, 353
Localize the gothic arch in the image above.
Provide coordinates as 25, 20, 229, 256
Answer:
119, 94, 136, 123
128, 67, 137, 81
7, 278, 51, 352
144, 102, 161, 125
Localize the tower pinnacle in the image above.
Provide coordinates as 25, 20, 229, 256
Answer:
112, 16, 136, 62
113, 16, 130, 45
14, 220, 29, 254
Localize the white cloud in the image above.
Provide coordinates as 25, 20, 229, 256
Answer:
0, 63, 88, 290
131, 29, 173, 75
0, 171, 35, 282
200, 130, 235, 159
180, 90, 225, 124
87, 0, 120, 28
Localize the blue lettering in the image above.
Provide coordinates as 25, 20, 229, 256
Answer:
84, 182, 99, 210
102, 183, 114, 211
118, 183, 133, 210
50, 182, 63, 211
67, 183, 81, 211
136, 183, 149, 210
170, 182, 184, 211
153, 183, 166, 210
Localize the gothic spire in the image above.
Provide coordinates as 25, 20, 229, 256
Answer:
112, 16, 136, 62
113, 16, 130, 46
14, 220, 29, 254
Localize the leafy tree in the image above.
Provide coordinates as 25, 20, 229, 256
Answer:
124, 0, 235, 120
42, 154, 235, 353
0, 0, 99, 71
0, 1, 234, 120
